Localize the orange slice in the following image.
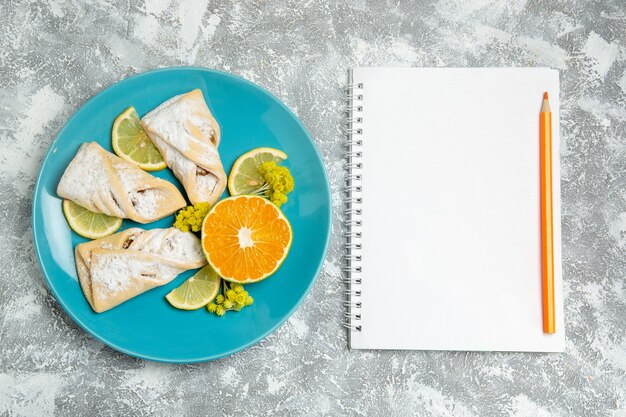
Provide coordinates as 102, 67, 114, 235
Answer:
201, 195, 292, 283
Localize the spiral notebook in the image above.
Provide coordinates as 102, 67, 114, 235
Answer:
344, 67, 565, 352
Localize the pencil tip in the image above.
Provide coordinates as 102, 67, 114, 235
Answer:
543, 92, 549, 100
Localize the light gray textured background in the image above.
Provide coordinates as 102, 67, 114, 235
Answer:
1, 0, 625, 416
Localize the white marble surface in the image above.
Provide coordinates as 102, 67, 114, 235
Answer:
1, 0, 625, 416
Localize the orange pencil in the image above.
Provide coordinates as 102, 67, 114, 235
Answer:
540, 92, 555, 334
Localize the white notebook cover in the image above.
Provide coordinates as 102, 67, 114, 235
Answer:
348, 67, 565, 352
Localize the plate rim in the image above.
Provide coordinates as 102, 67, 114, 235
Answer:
31, 66, 332, 363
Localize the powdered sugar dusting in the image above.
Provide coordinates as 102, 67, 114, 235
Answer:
59, 143, 178, 220
142, 93, 213, 153
57, 144, 124, 216
194, 169, 220, 200
141, 91, 221, 201
78, 228, 205, 305
131, 189, 162, 218
92, 254, 143, 293
113, 157, 165, 218
90, 253, 180, 294
130, 228, 205, 263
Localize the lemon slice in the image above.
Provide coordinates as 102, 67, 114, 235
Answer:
62, 200, 123, 239
165, 265, 221, 310
228, 147, 287, 195
112, 106, 166, 171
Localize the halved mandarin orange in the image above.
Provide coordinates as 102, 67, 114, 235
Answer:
201, 195, 293, 283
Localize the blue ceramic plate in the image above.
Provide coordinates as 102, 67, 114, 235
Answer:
32, 67, 331, 363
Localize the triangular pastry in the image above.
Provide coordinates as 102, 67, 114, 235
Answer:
140, 89, 227, 205
75, 227, 207, 313
57, 142, 186, 223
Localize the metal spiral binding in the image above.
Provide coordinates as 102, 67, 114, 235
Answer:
344, 78, 364, 332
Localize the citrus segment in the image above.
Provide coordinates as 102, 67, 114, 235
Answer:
165, 265, 221, 310
228, 147, 287, 195
112, 106, 166, 171
201, 195, 292, 283
62, 199, 123, 239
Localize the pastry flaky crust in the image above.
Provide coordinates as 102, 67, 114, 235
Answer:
75, 228, 207, 313
140, 89, 227, 205
57, 142, 186, 224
